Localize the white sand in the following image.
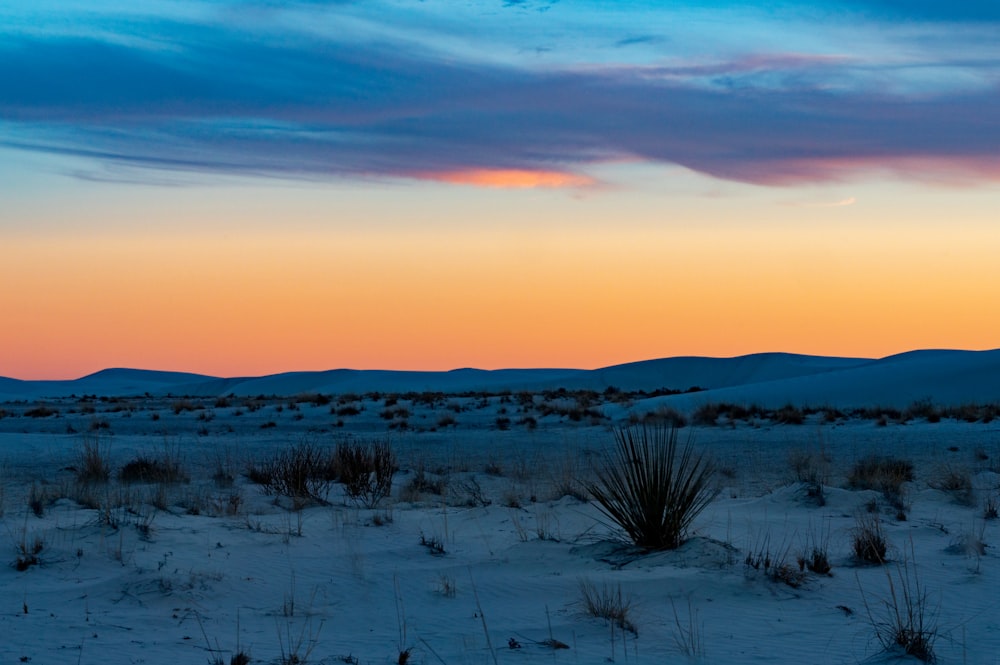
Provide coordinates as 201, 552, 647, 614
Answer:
1, 354, 998, 664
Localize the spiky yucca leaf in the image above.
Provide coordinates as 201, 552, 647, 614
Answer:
587, 425, 717, 550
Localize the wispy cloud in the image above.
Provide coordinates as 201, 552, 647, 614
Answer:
1, 4, 998, 188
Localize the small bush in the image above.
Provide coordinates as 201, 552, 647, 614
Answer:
400, 465, 447, 501
586, 424, 716, 550
25, 405, 58, 418
774, 404, 805, 425
633, 406, 688, 428
246, 442, 335, 506
691, 403, 721, 426
120, 447, 187, 484
335, 439, 397, 508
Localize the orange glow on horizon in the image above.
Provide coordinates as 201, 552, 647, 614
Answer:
4, 209, 1000, 380
420, 168, 595, 189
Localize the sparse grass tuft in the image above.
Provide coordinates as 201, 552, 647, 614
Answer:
578, 579, 637, 635
853, 512, 889, 565
419, 532, 446, 555
928, 463, 974, 506
984, 493, 999, 520
862, 547, 938, 663
75, 436, 112, 484
586, 424, 716, 550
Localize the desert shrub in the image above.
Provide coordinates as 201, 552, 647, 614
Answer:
800, 526, 833, 576
862, 552, 937, 663
517, 416, 537, 429
24, 405, 58, 418
948, 403, 981, 422
75, 436, 111, 484
847, 456, 914, 495
335, 439, 397, 508
853, 512, 889, 564
904, 398, 941, 423
419, 532, 446, 555
691, 403, 721, 426
13, 531, 44, 571
578, 579, 637, 635
245, 442, 335, 506
774, 404, 805, 425
744, 532, 806, 587
436, 414, 458, 428
171, 399, 198, 415
334, 404, 361, 417
632, 405, 688, 428
28, 483, 49, 518
788, 447, 830, 500
928, 464, 974, 505
984, 493, 999, 520
801, 546, 832, 576
400, 464, 447, 501
586, 424, 716, 550
295, 392, 330, 406
452, 477, 491, 507
120, 447, 187, 484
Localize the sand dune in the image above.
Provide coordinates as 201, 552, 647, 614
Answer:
649, 348, 1000, 411
4, 349, 998, 408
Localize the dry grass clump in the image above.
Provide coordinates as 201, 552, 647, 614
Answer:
862, 551, 938, 663
75, 436, 111, 484
928, 464, 974, 505
587, 424, 716, 550
630, 405, 688, 428
24, 405, 59, 418
983, 493, 999, 520
120, 447, 188, 484
853, 512, 889, 565
399, 464, 448, 502
744, 532, 807, 588
774, 404, 805, 425
788, 446, 831, 506
13, 530, 45, 571
578, 579, 637, 635
847, 455, 915, 493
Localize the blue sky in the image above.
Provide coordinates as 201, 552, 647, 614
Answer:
2, 1, 999, 379
3, 0, 998, 188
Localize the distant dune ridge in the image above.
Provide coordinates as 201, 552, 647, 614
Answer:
2, 349, 998, 408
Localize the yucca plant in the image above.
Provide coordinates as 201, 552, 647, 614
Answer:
587, 424, 717, 550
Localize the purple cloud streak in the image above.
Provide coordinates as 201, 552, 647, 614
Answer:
1, 27, 998, 186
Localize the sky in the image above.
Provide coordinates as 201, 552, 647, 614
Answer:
2, 0, 999, 380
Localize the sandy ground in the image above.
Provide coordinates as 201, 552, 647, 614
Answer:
1, 393, 998, 664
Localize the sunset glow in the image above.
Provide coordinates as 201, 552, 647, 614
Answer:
422, 169, 595, 189
2, 1, 999, 379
